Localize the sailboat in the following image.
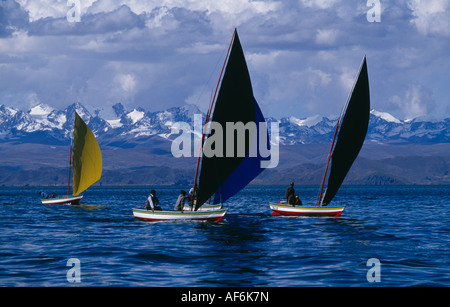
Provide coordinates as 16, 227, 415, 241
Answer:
41, 111, 103, 205
270, 56, 370, 217
133, 29, 270, 222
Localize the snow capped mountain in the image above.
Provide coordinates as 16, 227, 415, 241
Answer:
288, 114, 324, 128
370, 110, 401, 124
29, 104, 54, 117
126, 109, 145, 125
367, 110, 449, 144
28, 104, 64, 131
0, 102, 448, 145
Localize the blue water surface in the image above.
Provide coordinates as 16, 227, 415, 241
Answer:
0, 185, 448, 287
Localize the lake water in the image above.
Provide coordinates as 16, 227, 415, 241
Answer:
0, 185, 449, 287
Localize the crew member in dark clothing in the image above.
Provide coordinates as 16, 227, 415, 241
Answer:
285, 182, 295, 204
174, 190, 186, 211
285, 182, 302, 206
145, 189, 162, 211
293, 195, 303, 206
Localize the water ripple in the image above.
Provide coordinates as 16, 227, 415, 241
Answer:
0, 185, 449, 286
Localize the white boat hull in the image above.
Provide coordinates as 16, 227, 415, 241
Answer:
132, 208, 227, 222
270, 203, 345, 217
41, 195, 83, 205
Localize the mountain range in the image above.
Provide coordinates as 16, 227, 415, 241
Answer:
1, 102, 449, 145
0, 102, 449, 186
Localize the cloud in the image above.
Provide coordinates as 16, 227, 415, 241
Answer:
0, 0, 29, 37
300, 0, 340, 10
16, 0, 97, 21
177, 42, 223, 55
389, 84, 436, 120
315, 29, 340, 45
29, 4, 145, 36
408, 0, 450, 36
1, 0, 450, 121
115, 73, 136, 93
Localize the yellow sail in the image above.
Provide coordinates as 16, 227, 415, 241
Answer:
72, 112, 103, 195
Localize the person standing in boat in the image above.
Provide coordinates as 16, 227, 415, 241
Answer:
145, 189, 161, 211
285, 182, 302, 206
174, 190, 186, 211
285, 182, 295, 203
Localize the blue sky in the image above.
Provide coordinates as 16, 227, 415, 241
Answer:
0, 0, 449, 120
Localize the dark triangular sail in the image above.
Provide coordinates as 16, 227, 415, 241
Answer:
321, 57, 370, 205
196, 30, 270, 209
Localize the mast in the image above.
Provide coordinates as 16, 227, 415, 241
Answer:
191, 29, 236, 208
67, 112, 75, 196
317, 119, 340, 206
67, 144, 72, 196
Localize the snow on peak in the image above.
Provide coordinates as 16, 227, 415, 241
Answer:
29, 104, 54, 117
27, 104, 64, 131
2, 106, 18, 117
370, 109, 402, 124
106, 119, 123, 128
127, 109, 145, 124
289, 115, 322, 127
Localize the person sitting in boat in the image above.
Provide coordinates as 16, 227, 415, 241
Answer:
285, 182, 295, 202
50, 192, 56, 198
286, 194, 303, 207
174, 190, 186, 211
39, 191, 49, 199
145, 190, 162, 211
293, 195, 303, 206
186, 187, 193, 204
186, 184, 197, 206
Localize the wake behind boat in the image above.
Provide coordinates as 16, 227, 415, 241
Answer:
41, 111, 102, 205
133, 29, 271, 222
270, 56, 370, 217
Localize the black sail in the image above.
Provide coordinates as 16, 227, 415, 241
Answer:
322, 57, 370, 205
196, 30, 267, 208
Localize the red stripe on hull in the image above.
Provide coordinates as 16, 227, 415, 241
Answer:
48, 200, 81, 205
271, 210, 343, 217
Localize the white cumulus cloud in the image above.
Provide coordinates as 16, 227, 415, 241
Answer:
408, 0, 450, 36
